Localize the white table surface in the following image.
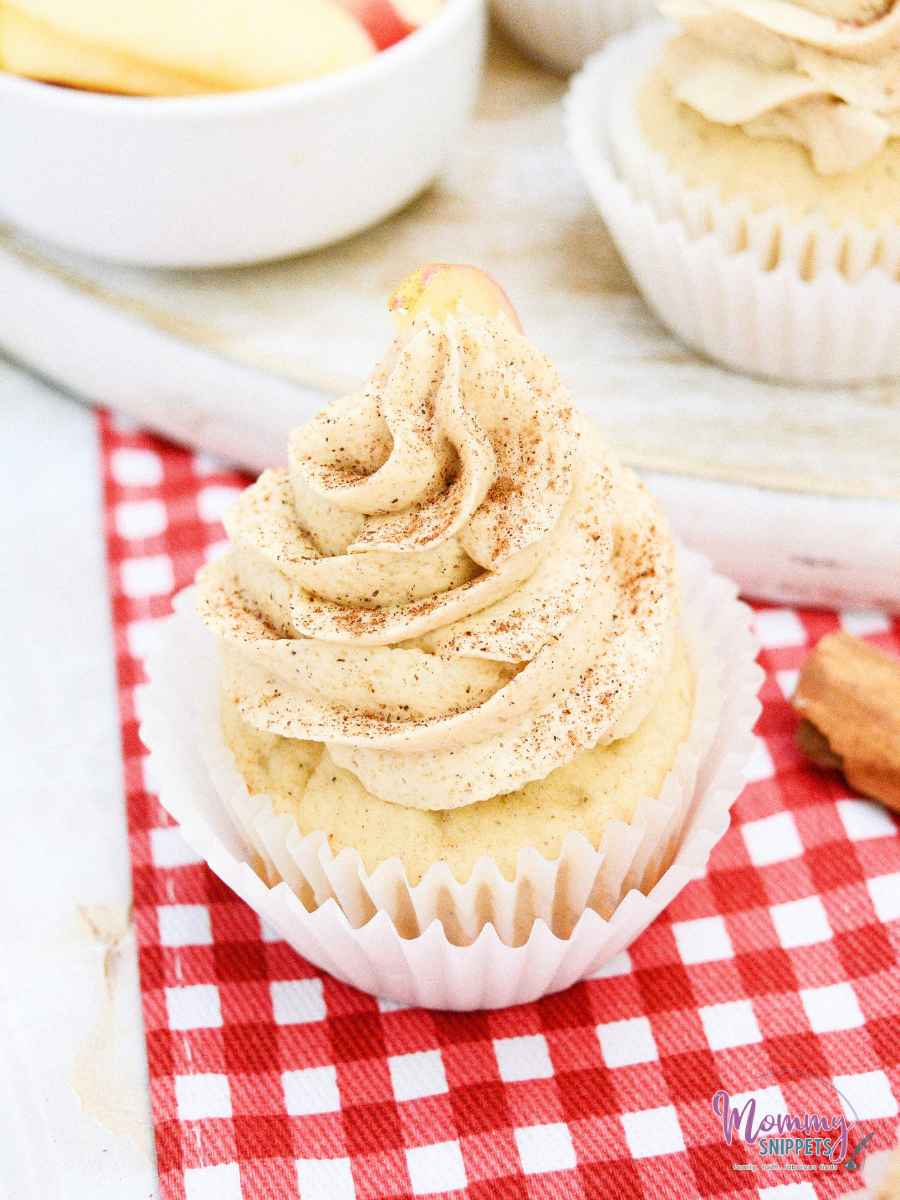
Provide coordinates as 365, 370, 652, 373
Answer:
1, 359, 158, 1199
1, 357, 889, 1200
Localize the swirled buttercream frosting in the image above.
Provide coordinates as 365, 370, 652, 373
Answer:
198, 313, 679, 811
658, 0, 900, 174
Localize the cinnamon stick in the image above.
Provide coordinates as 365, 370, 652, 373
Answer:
792, 632, 900, 814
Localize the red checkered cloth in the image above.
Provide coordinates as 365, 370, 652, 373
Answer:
98, 410, 900, 1200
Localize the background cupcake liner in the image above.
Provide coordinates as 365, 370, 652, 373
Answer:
490, 0, 656, 74
140, 548, 761, 1010
566, 22, 900, 385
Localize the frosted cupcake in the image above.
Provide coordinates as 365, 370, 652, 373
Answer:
141, 265, 760, 1005
566, 2, 900, 383
188, 264, 747, 927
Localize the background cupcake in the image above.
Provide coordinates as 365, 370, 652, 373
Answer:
566, 2, 900, 383
142, 265, 761, 1007
490, 0, 657, 73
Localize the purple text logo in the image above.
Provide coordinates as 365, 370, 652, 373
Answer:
712, 1090, 850, 1163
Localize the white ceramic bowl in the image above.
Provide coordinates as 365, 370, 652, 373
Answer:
0, 0, 485, 268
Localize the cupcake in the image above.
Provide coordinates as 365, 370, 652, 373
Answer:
566, 4, 900, 384
490, 0, 657, 73
142, 264, 760, 1008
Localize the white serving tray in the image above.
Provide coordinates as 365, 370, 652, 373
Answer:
2, 33, 897, 611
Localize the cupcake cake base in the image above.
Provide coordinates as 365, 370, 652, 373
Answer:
221, 636, 694, 887
139, 547, 761, 1009
636, 69, 900, 232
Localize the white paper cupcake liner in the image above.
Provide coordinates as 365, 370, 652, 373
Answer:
565, 22, 900, 385
139, 547, 761, 1009
490, 0, 657, 74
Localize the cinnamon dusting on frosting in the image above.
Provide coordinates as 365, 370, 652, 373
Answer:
197, 312, 679, 810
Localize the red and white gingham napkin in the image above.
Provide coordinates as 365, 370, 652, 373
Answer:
99, 411, 900, 1200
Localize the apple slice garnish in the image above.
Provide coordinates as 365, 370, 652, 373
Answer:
1, 9, 209, 95
337, 0, 442, 49
3, 0, 375, 95
392, 0, 444, 24
388, 264, 523, 333
336, 1, 412, 49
